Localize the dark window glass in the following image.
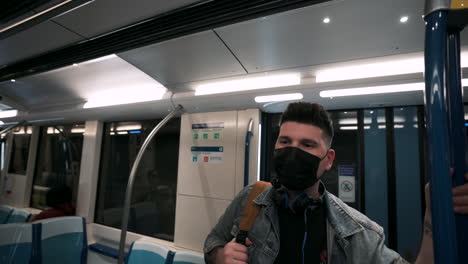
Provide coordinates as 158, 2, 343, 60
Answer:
31, 125, 84, 209
394, 107, 422, 261
327, 111, 360, 210
95, 118, 180, 241
8, 126, 32, 175
364, 109, 389, 241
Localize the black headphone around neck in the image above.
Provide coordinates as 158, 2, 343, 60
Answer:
273, 188, 322, 213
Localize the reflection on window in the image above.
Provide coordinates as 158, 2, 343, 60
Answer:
95, 119, 180, 241
31, 124, 84, 209
8, 126, 32, 175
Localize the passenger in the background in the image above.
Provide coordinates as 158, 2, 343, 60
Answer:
31, 185, 75, 221
204, 102, 468, 264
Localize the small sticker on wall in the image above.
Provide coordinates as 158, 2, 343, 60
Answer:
192, 123, 224, 140
191, 146, 224, 164
338, 165, 356, 203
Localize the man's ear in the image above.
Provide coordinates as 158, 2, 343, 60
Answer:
325, 149, 335, 170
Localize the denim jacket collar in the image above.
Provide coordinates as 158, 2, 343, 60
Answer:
323, 191, 364, 238
253, 182, 364, 239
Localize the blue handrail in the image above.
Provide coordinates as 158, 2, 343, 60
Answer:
424, 10, 459, 264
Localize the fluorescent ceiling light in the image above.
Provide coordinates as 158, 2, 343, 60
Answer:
195, 74, 301, 96
320, 83, 424, 98
321, 79, 468, 98
71, 128, 85, 133
400, 16, 409, 23
83, 84, 167, 109
115, 124, 142, 131
0, 110, 18, 118
80, 54, 117, 65
316, 58, 424, 82
255, 93, 303, 103
316, 52, 468, 83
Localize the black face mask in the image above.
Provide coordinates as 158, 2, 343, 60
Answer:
273, 147, 327, 191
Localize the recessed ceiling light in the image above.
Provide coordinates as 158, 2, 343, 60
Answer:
323, 17, 331, 24
400, 16, 409, 23
10, 79, 15, 82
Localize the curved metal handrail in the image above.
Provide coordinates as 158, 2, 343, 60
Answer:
117, 105, 183, 264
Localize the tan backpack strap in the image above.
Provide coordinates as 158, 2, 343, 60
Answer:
236, 181, 272, 245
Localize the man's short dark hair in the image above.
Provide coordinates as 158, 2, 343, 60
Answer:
279, 102, 334, 146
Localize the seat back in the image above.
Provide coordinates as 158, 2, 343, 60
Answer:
0, 223, 33, 264
0, 205, 14, 224
126, 241, 169, 264
37, 216, 87, 264
172, 251, 205, 264
6, 209, 32, 223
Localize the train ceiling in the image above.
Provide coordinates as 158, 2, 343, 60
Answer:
0, 0, 467, 123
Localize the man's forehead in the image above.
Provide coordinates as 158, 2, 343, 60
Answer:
278, 122, 325, 142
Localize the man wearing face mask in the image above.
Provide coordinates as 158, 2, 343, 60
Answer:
204, 102, 468, 264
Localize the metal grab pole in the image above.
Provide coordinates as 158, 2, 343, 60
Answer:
244, 119, 254, 187
0, 120, 26, 134
117, 105, 183, 264
424, 10, 459, 264
447, 30, 468, 263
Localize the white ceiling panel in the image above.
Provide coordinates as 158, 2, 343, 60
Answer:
215, 0, 428, 73
118, 30, 247, 90
0, 20, 83, 67
0, 55, 166, 111
53, 0, 201, 39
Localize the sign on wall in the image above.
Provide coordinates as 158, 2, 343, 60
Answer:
192, 123, 224, 140
338, 165, 356, 203
191, 146, 224, 164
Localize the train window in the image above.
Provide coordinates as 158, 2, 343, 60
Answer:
30, 125, 85, 209
0, 134, 7, 171
328, 111, 360, 210
393, 107, 422, 261
95, 118, 180, 241
364, 109, 389, 241
8, 126, 32, 175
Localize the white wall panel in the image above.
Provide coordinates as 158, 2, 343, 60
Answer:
77, 121, 104, 223
174, 109, 261, 251
174, 195, 231, 251
177, 111, 238, 200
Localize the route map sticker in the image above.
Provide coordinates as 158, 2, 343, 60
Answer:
338, 165, 355, 203
192, 123, 224, 141
191, 146, 224, 164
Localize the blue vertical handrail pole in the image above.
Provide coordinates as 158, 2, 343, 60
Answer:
424, 10, 459, 264
447, 30, 468, 263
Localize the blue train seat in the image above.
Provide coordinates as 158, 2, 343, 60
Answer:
36, 216, 87, 264
0, 223, 33, 264
0, 205, 14, 224
172, 251, 205, 264
126, 241, 170, 264
6, 209, 32, 223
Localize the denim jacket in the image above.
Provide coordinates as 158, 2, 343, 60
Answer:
204, 184, 408, 264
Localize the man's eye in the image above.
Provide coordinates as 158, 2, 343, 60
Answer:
279, 140, 289, 145
303, 143, 314, 148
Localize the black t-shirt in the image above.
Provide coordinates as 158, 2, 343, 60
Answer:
275, 199, 327, 264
